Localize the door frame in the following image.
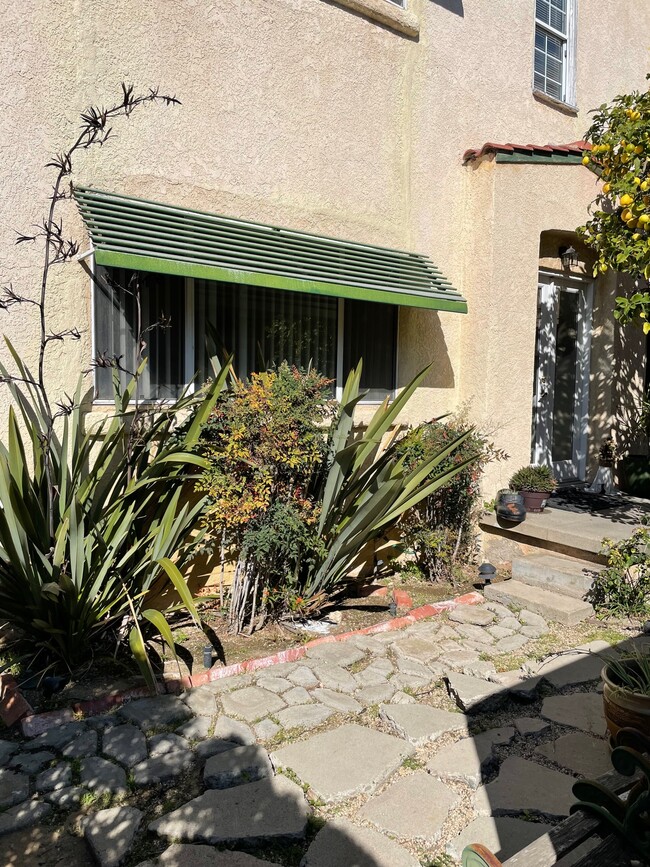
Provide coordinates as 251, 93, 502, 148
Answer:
532, 269, 593, 482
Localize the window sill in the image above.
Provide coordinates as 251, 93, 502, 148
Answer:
329, 0, 419, 37
533, 89, 578, 117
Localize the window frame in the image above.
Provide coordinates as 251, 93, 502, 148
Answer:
90, 260, 398, 406
533, 0, 577, 110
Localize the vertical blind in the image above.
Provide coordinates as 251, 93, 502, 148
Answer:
94, 267, 185, 400
94, 268, 396, 401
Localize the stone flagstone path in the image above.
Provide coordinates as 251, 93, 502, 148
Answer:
0, 599, 639, 866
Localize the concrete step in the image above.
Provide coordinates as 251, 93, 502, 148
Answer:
480, 511, 608, 564
484, 580, 594, 626
511, 554, 604, 600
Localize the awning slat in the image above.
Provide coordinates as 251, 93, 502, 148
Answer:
75, 187, 467, 314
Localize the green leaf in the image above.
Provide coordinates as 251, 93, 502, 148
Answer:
156, 558, 201, 627
129, 625, 158, 694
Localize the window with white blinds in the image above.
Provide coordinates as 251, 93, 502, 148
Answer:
534, 0, 576, 106
93, 268, 397, 402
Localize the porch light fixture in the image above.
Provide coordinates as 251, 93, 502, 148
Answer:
559, 245, 578, 268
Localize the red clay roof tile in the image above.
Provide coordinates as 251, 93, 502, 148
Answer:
463, 140, 590, 164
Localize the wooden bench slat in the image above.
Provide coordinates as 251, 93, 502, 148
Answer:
570, 833, 638, 867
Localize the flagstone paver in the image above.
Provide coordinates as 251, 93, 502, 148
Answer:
380, 703, 469, 745
312, 687, 363, 714
306, 642, 365, 667
8, 749, 55, 775
141, 843, 281, 866
62, 729, 98, 758
474, 756, 576, 818
449, 604, 496, 626
271, 723, 413, 802
514, 716, 550, 736
176, 716, 211, 741
149, 775, 309, 845
312, 664, 357, 692
36, 762, 72, 792
132, 751, 194, 786
203, 744, 272, 788
0, 768, 29, 808
46, 785, 87, 808
213, 715, 256, 746
84, 805, 142, 867
445, 672, 508, 712
80, 757, 128, 795
540, 692, 606, 735
118, 696, 193, 729
276, 703, 333, 729
0, 799, 52, 836
103, 724, 148, 766
427, 727, 514, 789
182, 687, 217, 717
220, 686, 286, 722
303, 818, 421, 867
360, 772, 461, 844
536, 649, 608, 687
535, 731, 611, 777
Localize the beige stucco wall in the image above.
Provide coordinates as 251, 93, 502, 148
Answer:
0, 0, 648, 488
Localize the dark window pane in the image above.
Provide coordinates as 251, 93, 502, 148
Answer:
194, 281, 337, 384
343, 299, 397, 401
94, 267, 185, 401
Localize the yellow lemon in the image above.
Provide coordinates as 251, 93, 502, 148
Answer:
621, 208, 634, 221
642, 181, 649, 191
633, 233, 641, 241
636, 145, 645, 154
582, 155, 590, 165
627, 219, 638, 229
639, 214, 650, 225
599, 263, 608, 273
620, 194, 634, 206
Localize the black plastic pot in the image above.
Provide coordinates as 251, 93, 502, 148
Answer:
619, 455, 650, 499
496, 491, 526, 523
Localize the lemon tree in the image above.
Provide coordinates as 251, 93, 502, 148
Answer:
579, 76, 650, 332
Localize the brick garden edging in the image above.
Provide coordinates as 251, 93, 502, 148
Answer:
18, 590, 483, 736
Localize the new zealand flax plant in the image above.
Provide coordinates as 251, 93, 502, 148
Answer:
0, 84, 225, 690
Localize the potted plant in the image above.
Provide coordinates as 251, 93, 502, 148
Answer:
495, 489, 526, 523
602, 652, 650, 742
508, 465, 556, 513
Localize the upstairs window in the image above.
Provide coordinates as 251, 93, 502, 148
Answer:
534, 0, 576, 107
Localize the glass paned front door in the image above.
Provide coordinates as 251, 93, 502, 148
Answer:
532, 275, 592, 482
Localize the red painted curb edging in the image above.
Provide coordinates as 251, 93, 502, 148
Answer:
21, 590, 484, 732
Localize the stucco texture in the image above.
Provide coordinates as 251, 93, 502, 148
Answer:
0, 0, 648, 489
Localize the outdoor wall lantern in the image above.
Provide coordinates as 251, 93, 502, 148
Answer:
559, 245, 578, 267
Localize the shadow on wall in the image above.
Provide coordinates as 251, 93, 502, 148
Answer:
398, 308, 455, 390
429, 0, 464, 16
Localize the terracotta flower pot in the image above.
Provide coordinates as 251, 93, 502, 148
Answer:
519, 490, 549, 513
602, 662, 650, 742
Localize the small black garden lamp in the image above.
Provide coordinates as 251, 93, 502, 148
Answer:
477, 562, 496, 586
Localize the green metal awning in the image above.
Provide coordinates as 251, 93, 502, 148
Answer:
75, 186, 467, 313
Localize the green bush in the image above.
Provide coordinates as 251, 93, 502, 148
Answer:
197, 363, 333, 629
587, 528, 650, 616
508, 464, 556, 493
396, 416, 507, 582
197, 363, 477, 630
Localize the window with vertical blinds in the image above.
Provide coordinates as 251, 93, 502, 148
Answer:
94, 267, 185, 400
93, 268, 396, 401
